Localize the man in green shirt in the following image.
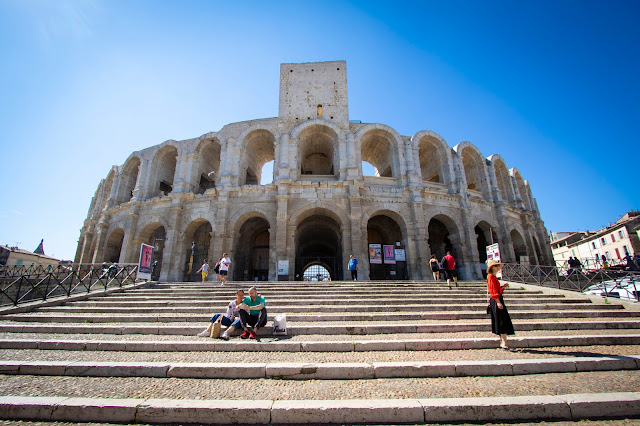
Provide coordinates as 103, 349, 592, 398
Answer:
238, 286, 267, 339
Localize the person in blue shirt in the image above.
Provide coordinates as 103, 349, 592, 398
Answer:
237, 286, 267, 339
348, 254, 358, 280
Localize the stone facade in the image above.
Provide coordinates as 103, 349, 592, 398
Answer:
75, 60, 553, 282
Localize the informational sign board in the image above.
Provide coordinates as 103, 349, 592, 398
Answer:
383, 245, 396, 264
394, 248, 406, 262
485, 243, 502, 278
277, 260, 289, 281
137, 244, 154, 281
369, 244, 382, 264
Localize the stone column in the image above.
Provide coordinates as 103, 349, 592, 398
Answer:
405, 141, 420, 187
133, 158, 151, 201
409, 191, 429, 280
174, 153, 198, 193
211, 194, 230, 275
78, 230, 94, 264
277, 134, 290, 180
159, 202, 184, 282
90, 222, 109, 264
218, 138, 235, 188
105, 172, 121, 209
275, 192, 290, 280
338, 133, 348, 179
345, 133, 359, 180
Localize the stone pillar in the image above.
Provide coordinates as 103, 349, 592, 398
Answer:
348, 194, 365, 280
360, 222, 370, 281
218, 138, 235, 188
211, 194, 230, 275
133, 158, 151, 201
338, 133, 348, 179
119, 205, 141, 264
78, 230, 94, 264
277, 134, 291, 180
275, 192, 290, 280
345, 133, 359, 180
405, 141, 420, 187
105, 172, 121, 209
174, 153, 198, 193
409, 191, 429, 280
91, 222, 109, 264
159, 201, 184, 282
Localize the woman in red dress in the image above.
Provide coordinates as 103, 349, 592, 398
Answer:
487, 260, 515, 350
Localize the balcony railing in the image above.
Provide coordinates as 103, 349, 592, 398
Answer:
0, 263, 139, 307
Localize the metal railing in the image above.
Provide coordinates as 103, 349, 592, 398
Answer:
0, 263, 140, 307
501, 263, 640, 302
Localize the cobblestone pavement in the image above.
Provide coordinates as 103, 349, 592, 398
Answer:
1, 345, 640, 364
1, 370, 639, 400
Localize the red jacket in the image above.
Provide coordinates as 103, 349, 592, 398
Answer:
487, 274, 504, 301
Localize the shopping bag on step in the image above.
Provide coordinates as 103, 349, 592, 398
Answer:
273, 314, 287, 336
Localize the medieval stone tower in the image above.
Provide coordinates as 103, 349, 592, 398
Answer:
76, 60, 552, 282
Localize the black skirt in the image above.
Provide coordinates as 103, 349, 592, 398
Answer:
489, 295, 515, 336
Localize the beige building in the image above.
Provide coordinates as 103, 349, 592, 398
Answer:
75, 61, 552, 282
550, 212, 640, 267
0, 245, 60, 268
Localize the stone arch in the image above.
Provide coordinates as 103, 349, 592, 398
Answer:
295, 123, 339, 176
233, 215, 271, 281
290, 118, 342, 140
182, 219, 213, 281
229, 207, 276, 233
104, 228, 125, 263
294, 210, 344, 281
365, 209, 409, 280
455, 142, 490, 196
288, 202, 348, 229
149, 144, 178, 197
239, 129, 276, 185
193, 138, 221, 193
488, 154, 515, 203
412, 131, 452, 185
356, 124, 404, 178
118, 156, 141, 202
510, 228, 529, 263
474, 220, 498, 266
511, 168, 532, 210
95, 169, 116, 213
137, 222, 168, 280
427, 213, 464, 263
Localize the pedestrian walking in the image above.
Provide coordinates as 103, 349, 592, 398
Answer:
486, 260, 515, 351
441, 251, 458, 289
429, 254, 440, 281
218, 253, 231, 285
195, 260, 209, 283
348, 254, 358, 280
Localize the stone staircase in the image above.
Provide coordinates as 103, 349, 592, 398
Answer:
0, 280, 639, 424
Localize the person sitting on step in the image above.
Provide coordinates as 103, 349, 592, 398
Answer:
237, 286, 267, 340
197, 289, 244, 340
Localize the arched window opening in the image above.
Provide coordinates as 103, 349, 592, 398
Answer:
195, 139, 221, 194
418, 136, 445, 184
261, 160, 274, 185
119, 157, 140, 202
510, 229, 528, 263
303, 263, 330, 281
360, 130, 395, 178
362, 161, 376, 177
242, 130, 275, 185
152, 146, 177, 197
299, 125, 337, 176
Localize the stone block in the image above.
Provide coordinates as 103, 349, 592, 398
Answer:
454, 360, 513, 376
20, 361, 69, 376
271, 399, 424, 424
37, 340, 85, 351
65, 361, 170, 378
373, 361, 456, 378
50, 397, 139, 423
420, 395, 571, 422
266, 363, 373, 380
0, 339, 39, 349
560, 392, 640, 419
354, 340, 405, 351
405, 339, 464, 351
136, 398, 272, 424
95, 341, 128, 351
0, 361, 21, 373
301, 341, 352, 352
510, 358, 576, 375
0, 396, 67, 420
167, 363, 266, 379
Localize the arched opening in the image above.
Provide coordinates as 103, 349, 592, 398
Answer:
261, 160, 275, 185
295, 213, 343, 280
234, 217, 270, 281
510, 229, 528, 263
360, 130, 395, 177
514, 171, 531, 210
428, 216, 460, 262
317, 105, 323, 118
418, 136, 447, 184
242, 130, 275, 185
362, 161, 376, 177
99, 170, 115, 211
460, 147, 487, 194
303, 263, 330, 281
194, 139, 221, 194
475, 221, 498, 277
151, 146, 178, 197
493, 158, 513, 202
299, 125, 337, 176
139, 225, 166, 280
104, 229, 125, 263
119, 157, 140, 202
367, 214, 407, 280
183, 221, 212, 281
533, 236, 543, 265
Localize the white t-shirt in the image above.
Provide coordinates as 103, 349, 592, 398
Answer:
219, 257, 231, 271
202, 263, 209, 272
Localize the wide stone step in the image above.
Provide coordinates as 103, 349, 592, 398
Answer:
35, 303, 619, 314
2, 320, 640, 337
65, 297, 590, 307
1, 355, 638, 380
1, 393, 639, 424
101, 293, 557, 301
2, 334, 639, 352
6, 310, 639, 323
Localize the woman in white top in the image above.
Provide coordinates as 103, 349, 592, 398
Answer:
197, 289, 244, 340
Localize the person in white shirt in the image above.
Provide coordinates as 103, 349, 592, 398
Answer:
218, 253, 231, 285
197, 289, 244, 340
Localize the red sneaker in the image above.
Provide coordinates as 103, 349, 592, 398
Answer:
240, 331, 250, 339
249, 330, 257, 339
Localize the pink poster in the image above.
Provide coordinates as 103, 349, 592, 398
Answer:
383, 245, 396, 264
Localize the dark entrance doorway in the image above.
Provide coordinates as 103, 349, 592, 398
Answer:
367, 214, 407, 280
295, 214, 343, 281
234, 217, 270, 281
147, 226, 166, 281
184, 221, 212, 281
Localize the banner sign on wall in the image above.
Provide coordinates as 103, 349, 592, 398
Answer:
383, 245, 396, 264
138, 244, 154, 281
369, 244, 382, 264
277, 260, 289, 276
485, 243, 502, 278
394, 248, 406, 262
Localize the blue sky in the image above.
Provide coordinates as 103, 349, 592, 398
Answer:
0, 0, 638, 260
